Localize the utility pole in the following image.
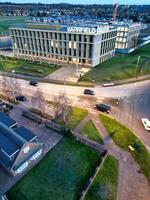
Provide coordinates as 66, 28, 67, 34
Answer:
135, 55, 150, 78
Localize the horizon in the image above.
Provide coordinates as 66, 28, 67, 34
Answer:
0, 0, 150, 5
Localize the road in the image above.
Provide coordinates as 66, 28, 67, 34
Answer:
0, 76, 150, 148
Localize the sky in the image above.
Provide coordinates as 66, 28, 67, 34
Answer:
0, 0, 149, 5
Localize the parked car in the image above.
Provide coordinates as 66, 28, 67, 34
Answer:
141, 118, 150, 131
29, 80, 38, 86
84, 89, 95, 95
16, 95, 27, 102
5, 103, 14, 110
94, 103, 111, 114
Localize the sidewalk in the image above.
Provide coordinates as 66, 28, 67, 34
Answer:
75, 111, 150, 200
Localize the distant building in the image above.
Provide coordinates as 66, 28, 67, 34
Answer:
0, 112, 43, 176
9, 24, 117, 67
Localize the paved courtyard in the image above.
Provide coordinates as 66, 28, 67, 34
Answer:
46, 64, 90, 82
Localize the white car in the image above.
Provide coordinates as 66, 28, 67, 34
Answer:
141, 118, 150, 131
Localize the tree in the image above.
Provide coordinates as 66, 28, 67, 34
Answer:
31, 88, 46, 115
53, 91, 72, 127
1, 74, 22, 101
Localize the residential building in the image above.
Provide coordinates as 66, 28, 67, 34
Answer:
0, 113, 43, 176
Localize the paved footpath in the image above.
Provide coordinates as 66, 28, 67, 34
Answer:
77, 111, 150, 200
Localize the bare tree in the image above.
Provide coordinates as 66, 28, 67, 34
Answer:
31, 88, 46, 115
53, 91, 72, 127
1, 74, 22, 101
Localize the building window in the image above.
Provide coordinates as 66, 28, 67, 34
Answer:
15, 161, 28, 174
23, 146, 30, 154
30, 149, 42, 161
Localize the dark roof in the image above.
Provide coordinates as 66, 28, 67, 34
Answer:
13, 127, 37, 142
0, 112, 17, 128
0, 122, 25, 157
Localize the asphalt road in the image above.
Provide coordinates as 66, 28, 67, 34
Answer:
0, 76, 150, 149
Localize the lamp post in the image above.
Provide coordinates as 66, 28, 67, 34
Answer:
76, 59, 79, 77
135, 55, 150, 78
11, 70, 16, 102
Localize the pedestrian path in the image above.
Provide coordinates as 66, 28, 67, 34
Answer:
76, 111, 150, 200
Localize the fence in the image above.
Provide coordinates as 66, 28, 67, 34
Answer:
78, 154, 107, 200
22, 109, 107, 155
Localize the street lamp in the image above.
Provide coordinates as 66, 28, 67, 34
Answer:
135, 55, 150, 78
76, 59, 79, 77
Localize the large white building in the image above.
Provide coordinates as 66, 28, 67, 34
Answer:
9, 24, 117, 67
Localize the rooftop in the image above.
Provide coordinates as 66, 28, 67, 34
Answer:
0, 112, 17, 128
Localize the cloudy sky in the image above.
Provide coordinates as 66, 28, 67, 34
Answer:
0, 0, 149, 4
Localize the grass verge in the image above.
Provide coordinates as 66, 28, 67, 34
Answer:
81, 120, 104, 144
80, 43, 150, 83
100, 114, 150, 183
0, 56, 60, 76
85, 155, 119, 200
7, 136, 101, 200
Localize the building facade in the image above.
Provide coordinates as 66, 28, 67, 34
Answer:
115, 23, 142, 53
9, 24, 117, 67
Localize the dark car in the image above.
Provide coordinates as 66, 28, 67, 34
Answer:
94, 103, 111, 114
4, 103, 13, 110
84, 89, 95, 95
29, 80, 38, 86
16, 95, 27, 102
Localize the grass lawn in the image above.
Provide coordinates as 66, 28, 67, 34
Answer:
80, 44, 150, 82
7, 136, 101, 200
85, 155, 119, 200
81, 120, 104, 144
0, 56, 60, 76
100, 114, 150, 183
56, 106, 88, 130
0, 16, 28, 35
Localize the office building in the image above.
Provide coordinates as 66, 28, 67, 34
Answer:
9, 24, 117, 67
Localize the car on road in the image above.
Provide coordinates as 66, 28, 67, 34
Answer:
94, 103, 111, 114
141, 118, 150, 131
84, 89, 95, 95
16, 95, 27, 102
29, 80, 38, 86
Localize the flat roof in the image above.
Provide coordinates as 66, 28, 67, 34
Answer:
10, 23, 117, 35
0, 112, 17, 128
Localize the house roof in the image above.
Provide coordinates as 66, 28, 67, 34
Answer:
0, 112, 17, 128
13, 126, 37, 142
0, 113, 41, 172
0, 122, 25, 157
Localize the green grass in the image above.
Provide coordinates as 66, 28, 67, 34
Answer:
68, 107, 88, 129
0, 16, 28, 35
0, 57, 60, 76
80, 44, 150, 82
7, 136, 101, 200
81, 120, 104, 144
85, 155, 119, 200
100, 114, 150, 183
56, 106, 88, 130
